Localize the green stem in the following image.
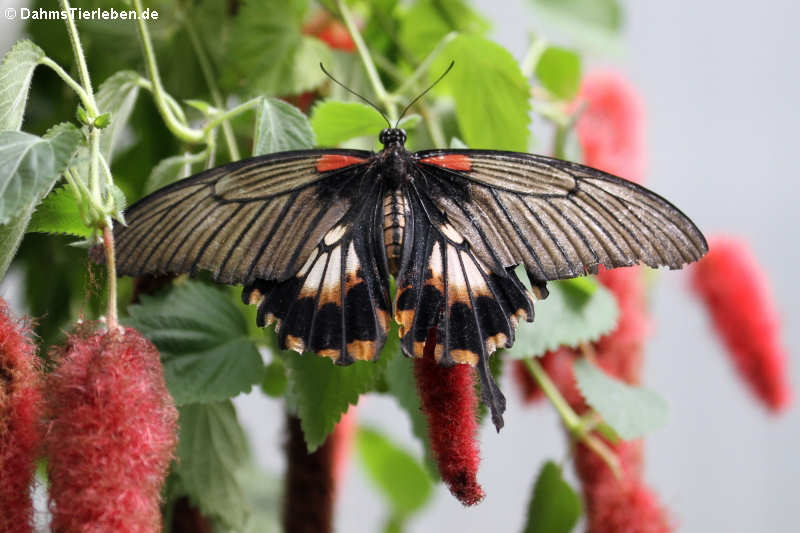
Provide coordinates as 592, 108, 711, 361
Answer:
336, 0, 398, 122
39, 57, 96, 116
134, 77, 187, 124
521, 35, 548, 79
394, 32, 457, 97
418, 104, 446, 149
523, 357, 621, 478
132, 0, 203, 143
58, 0, 97, 114
553, 124, 568, 159
524, 358, 581, 428
203, 98, 260, 136
185, 16, 240, 161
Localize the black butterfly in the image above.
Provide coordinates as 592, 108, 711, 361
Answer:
113, 125, 707, 430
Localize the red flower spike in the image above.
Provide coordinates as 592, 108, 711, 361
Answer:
0, 299, 43, 533
303, 9, 356, 51
45, 326, 178, 533
414, 329, 484, 506
574, 70, 647, 184
690, 235, 792, 411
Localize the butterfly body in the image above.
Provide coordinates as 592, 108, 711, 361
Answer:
113, 127, 707, 430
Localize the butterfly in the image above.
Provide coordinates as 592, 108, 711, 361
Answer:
112, 118, 707, 430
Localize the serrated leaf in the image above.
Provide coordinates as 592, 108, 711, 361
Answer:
522, 461, 582, 533
529, 0, 624, 53
261, 359, 288, 398
0, 123, 82, 277
284, 344, 394, 452
253, 97, 314, 156
311, 101, 387, 147
383, 325, 437, 478
356, 426, 433, 516
536, 46, 582, 99
505, 275, 618, 359
174, 402, 251, 530
223, 0, 331, 96
0, 123, 82, 224
0, 40, 45, 131
144, 152, 203, 193
573, 358, 668, 440
95, 70, 141, 162
399, 0, 489, 60
127, 281, 265, 405
27, 186, 90, 238
433, 36, 530, 151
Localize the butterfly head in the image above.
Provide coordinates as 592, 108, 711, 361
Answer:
379, 128, 407, 147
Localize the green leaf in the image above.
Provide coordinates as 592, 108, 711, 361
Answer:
261, 359, 288, 398
284, 345, 393, 452
311, 101, 387, 147
253, 97, 314, 156
573, 358, 668, 440
528, 0, 624, 53
399, 0, 489, 60
173, 402, 251, 530
0, 123, 82, 224
224, 0, 331, 96
505, 274, 618, 359
383, 325, 437, 478
434, 36, 530, 151
356, 426, 433, 516
127, 281, 265, 406
27, 186, 90, 238
94, 71, 141, 162
536, 46, 582, 100
0, 123, 82, 278
0, 40, 45, 131
522, 461, 582, 533
144, 152, 204, 194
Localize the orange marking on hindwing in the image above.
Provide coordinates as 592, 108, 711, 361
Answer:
316, 154, 368, 172
420, 154, 472, 171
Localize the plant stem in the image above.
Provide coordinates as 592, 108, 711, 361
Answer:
523, 357, 621, 478
132, 0, 203, 143
102, 224, 119, 331
58, 0, 97, 114
418, 104, 446, 148
394, 32, 457, 97
203, 98, 260, 135
39, 57, 96, 116
185, 16, 241, 161
336, 0, 398, 122
521, 35, 548, 79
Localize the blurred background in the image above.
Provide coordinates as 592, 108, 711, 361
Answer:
1, 0, 798, 532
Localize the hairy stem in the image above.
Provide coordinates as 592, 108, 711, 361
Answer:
58, 0, 97, 114
102, 224, 119, 331
185, 16, 241, 161
336, 0, 398, 122
132, 0, 203, 143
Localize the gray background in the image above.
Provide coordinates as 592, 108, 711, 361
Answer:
2, 1, 798, 531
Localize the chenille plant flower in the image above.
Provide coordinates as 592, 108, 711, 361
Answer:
0, 299, 43, 533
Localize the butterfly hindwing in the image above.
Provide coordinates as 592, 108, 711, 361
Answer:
242, 182, 391, 365
395, 186, 540, 429
415, 149, 708, 286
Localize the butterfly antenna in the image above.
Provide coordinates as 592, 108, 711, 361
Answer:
320, 63, 391, 127
396, 60, 455, 127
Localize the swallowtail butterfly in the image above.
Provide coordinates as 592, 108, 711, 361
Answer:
113, 119, 706, 431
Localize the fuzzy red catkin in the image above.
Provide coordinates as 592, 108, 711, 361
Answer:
0, 299, 43, 533
45, 326, 178, 533
690, 235, 792, 411
414, 329, 484, 506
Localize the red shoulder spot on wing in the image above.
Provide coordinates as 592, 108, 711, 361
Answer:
420, 154, 472, 171
316, 154, 367, 172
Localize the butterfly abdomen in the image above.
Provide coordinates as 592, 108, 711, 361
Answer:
383, 188, 407, 276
